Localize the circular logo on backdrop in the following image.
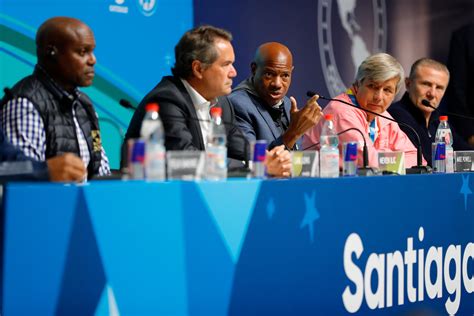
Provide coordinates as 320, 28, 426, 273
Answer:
317, 0, 387, 97
137, 0, 157, 16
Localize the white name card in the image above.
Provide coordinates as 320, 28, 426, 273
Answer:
378, 151, 405, 175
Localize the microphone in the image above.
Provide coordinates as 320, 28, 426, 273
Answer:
307, 90, 430, 174
3, 87, 13, 99
337, 128, 373, 175
302, 127, 373, 171
119, 99, 138, 110
118, 99, 251, 173
1, 87, 15, 106
422, 99, 474, 120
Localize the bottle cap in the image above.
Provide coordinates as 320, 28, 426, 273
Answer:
324, 114, 333, 120
210, 107, 222, 117
439, 115, 448, 121
145, 103, 159, 112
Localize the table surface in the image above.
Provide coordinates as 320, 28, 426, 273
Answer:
2, 173, 473, 315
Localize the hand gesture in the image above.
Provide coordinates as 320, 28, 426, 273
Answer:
283, 94, 322, 148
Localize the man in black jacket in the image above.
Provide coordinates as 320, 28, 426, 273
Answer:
126, 25, 291, 176
447, 23, 474, 147
388, 58, 472, 164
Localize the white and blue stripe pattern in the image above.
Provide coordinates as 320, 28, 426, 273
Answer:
1, 97, 46, 161
1, 97, 110, 176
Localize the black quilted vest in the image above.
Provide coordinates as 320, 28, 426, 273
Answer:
2, 67, 103, 178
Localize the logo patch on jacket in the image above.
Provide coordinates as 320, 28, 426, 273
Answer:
91, 130, 102, 152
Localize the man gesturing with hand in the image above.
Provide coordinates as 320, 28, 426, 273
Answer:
229, 42, 322, 150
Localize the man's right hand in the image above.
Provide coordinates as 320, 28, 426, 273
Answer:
282, 94, 322, 148
46, 153, 86, 182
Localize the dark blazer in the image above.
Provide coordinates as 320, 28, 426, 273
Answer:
125, 76, 249, 162
228, 88, 292, 150
447, 23, 474, 141
389, 93, 472, 165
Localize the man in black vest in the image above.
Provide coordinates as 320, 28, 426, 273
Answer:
1, 17, 110, 179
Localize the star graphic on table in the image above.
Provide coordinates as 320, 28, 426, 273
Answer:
460, 174, 472, 211
300, 191, 320, 243
266, 198, 276, 220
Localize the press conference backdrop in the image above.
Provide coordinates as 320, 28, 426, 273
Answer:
1, 0, 474, 169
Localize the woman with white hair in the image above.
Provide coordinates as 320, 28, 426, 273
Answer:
303, 53, 425, 169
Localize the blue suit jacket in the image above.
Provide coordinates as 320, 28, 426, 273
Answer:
229, 89, 292, 150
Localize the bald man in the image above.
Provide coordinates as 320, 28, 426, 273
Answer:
228, 42, 322, 150
0, 17, 110, 179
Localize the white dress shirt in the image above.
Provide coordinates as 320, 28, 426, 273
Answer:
180, 79, 218, 149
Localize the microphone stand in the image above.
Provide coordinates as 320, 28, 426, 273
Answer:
119, 99, 138, 111
422, 99, 474, 120
307, 91, 431, 174
302, 127, 376, 176
337, 128, 375, 176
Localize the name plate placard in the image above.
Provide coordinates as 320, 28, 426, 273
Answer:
378, 151, 405, 175
166, 151, 205, 180
454, 151, 474, 172
291, 151, 319, 177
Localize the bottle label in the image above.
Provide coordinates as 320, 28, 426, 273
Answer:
128, 139, 146, 179
253, 140, 267, 162
434, 143, 446, 161
343, 142, 358, 162
432, 142, 446, 173
445, 147, 454, 173
145, 143, 166, 180
206, 145, 227, 180
320, 149, 339, 178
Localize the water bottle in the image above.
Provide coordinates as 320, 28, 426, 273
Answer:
319, 114, 340, 178
206, 107, 227, 180
434, 115, 454, 173
140, 103, 166, 180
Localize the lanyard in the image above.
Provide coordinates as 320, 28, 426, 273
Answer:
346, 88, 377, 143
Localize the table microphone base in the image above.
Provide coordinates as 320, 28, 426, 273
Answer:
406, 165, 432, 174
228, 167, 251, 178
357, 167, 377, 176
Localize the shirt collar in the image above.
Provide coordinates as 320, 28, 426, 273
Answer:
35, 65, 79, 102
400, 92, 438, 126
180, 78, 217, 111
346, 87, 387, 127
